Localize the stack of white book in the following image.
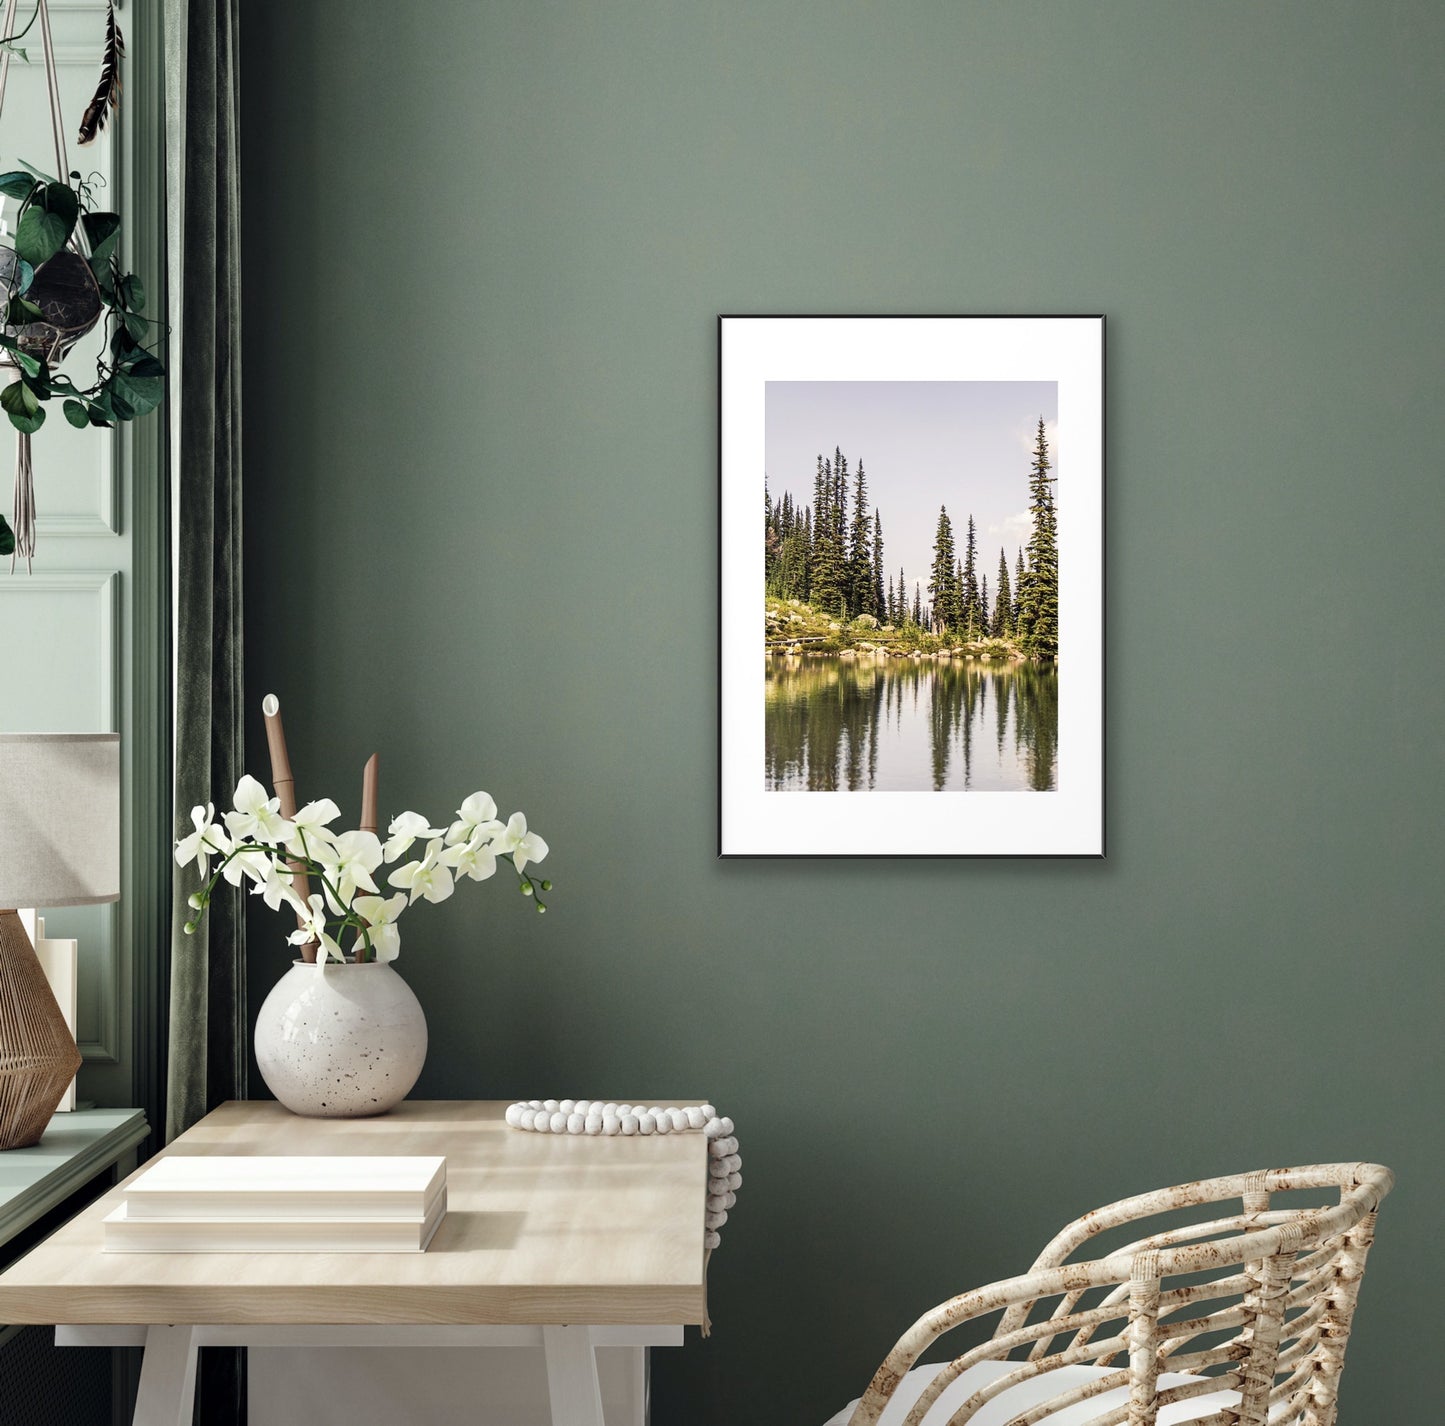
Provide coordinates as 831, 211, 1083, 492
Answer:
103, 1156, 447, 1253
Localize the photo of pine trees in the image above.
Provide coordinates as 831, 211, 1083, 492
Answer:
764, 382, 1060, 792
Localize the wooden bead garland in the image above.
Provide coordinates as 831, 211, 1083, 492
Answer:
505, 1100, 741, 1255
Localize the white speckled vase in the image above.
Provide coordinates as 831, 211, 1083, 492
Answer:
254, 959, 428, 1118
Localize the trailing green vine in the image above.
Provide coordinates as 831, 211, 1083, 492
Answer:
1, 162, 163, 435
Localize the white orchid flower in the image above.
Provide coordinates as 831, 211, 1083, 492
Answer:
224, 774, 295, 845
175, 803, 225, 876
288, 893, 344, 964
253, 860, 308, 917
387, 838, 455, 905
352, 892, 407, 963
493, 812, 549, 875
221, 843, 274, 887
316, 830, 383, 911
286, 798, 341, 856
446, 791, 504, 848
440, 834, 498, 883
382, 811, 446, 863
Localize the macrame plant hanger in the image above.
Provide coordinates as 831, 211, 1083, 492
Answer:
0, 0, 81, 572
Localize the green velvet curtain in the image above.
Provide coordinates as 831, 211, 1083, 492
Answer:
165, 0, 244, 1418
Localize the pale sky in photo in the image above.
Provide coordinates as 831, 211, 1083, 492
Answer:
765, 381, 1058, 611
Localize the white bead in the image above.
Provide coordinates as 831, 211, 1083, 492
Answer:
705, 1229, 721, 1250
653, 1113, 671, 1134
514, 1109, 533, 1130
714, 1117, 734, 1138
584, 1114, 602, 1134
528, 1100, 542, 1110
602, 1115, 620, 1135
567, 1112, 584, 1134
559, 1099, 575, 1115
620, 1114, 639, 1135
704, 1119, 724, 1139
669, 1109, 689, 1132
505, 1104, 523, 1128
543, 1099, 559, 1112
574, 1100, 591, 1116
603, 1103, 618, 1116
685, 1106, 707, 1130
549, 1112, 567, 1133
617, 1105, 633, 1117
638, 1113, 656, 1135
648, 1107, 664, 1120
728, 1171, 741, 1190
705, 1209, 728, 1230
700, 1104, 716, 1120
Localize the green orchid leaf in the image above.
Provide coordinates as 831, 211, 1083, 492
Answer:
119, 273, 146, 311
62, 398, 90, 429
0, 512, 14, 558
0, 170, 37, 200
81, 211, 122, 264
110, 369, 163, 417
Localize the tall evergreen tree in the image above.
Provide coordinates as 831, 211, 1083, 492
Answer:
809, 455, 847, 614
1019, 417, 1058, 658
980, 572, 990, 638
929, 506, 958, 634
960, 514, 981, 637
847, 460, 873, 616
1013, 547, 1027, 639
912, 583, 923, 627
993, 547, 1013, 639
871, 510, 886, 618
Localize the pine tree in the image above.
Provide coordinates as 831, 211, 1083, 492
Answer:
960, 514, 980, 637
993, 547, 1013, 639
929, 506, 958, 634
809, 455, 847, 614
912, 583, 923, 627
848, 460, 873, 616
897, 566, 906, 625
1013, 547, 1027, 641
871, 510, 885, 618
980, 572, 990, 638
1019, 417, 1058, 658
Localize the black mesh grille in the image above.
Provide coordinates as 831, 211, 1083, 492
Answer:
0, 1326, 111, 1426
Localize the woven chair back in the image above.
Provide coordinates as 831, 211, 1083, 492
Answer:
849, 1162, 1393, 1426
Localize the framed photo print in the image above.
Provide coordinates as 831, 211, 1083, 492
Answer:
718, 314, 1104, 857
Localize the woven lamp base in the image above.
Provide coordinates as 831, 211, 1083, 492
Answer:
0, 910, 82, 1150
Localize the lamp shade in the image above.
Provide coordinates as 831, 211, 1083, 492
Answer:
0, 734, 120, 908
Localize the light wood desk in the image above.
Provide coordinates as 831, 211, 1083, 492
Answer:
0, 1100, 709, 1426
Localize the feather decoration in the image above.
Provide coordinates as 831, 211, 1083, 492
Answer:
77, 1, 125, 147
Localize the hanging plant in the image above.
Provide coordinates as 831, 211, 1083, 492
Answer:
0, 165, 162, 433
0, 0, 159, 570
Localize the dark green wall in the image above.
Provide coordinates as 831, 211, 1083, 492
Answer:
241, 4, 1443, 1420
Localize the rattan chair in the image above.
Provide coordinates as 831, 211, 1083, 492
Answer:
824, 1163, 1392, 1426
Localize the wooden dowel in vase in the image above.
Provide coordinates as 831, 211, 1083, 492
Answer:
262, 694, 317, 963
360, 754, 379, 836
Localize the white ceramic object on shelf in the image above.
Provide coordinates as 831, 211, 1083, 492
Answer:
254, 960, 427, 1118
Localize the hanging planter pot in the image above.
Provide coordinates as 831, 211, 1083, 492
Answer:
0, 0, 161, 570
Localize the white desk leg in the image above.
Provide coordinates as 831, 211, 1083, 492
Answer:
132, 1325, 198, 1426
542, 1325, 605, 1426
